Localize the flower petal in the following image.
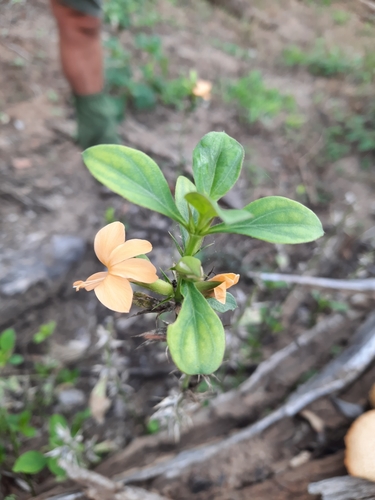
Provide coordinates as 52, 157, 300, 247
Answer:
73, 272, 108, 291
210, 273, 240, 289
108, 239, 153, 267
111, 258, 158, 283
94, 222, 125, 266
213, 283, 227, 304
94, 274, 133, 313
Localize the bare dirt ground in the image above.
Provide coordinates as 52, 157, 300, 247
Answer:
1, 0, 375, 499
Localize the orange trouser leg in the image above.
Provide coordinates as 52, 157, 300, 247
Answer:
50, 0, 103, 95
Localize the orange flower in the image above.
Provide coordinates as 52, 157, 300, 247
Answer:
73, 222, 158, 313
207, 273, 240, 304
192, 79, 212, 101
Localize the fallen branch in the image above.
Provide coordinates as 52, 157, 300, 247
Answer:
94, 312, 350, 475
308, 476, 375, 499
113, 313, 375, 485
34, 312, 352, 499
207, 313, 348, 420
55, 460, 168, 500
248, 271, 375, 292
359, 0, 375, 12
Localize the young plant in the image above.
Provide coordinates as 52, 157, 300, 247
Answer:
75, 131, 323, 376
105, 35, 199, 112
282, 40, 360, 77
224, 71, 295, 124
0, 329, 23, 367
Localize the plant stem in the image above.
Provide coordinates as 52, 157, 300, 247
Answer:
181, 374, 191, 391
133, 279, 174, 296
184, 234, 203, 257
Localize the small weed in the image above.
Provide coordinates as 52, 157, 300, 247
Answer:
103, 0, 159, 30
245, 326, 263, 362
284, 113, 306, 130
160, 71, 198, 109
332, 10, 350, 25
146, 419, 160, 434
33, 320, 56, 344
105, 36, 197, 112
359, 49, 375, 83
0, 326, 106, 488
212, 39, 250, 60
282, 39, 360, 77
224, 71, 295, 124
56, 368, 80, 385
311, 291, 348, 313
324, 110, 375, 161
260, 305, 284, 333
0, 328, 23, 367
263, 280, 289, 290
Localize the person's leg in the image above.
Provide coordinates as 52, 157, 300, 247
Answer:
50, 0, 119, 148
50, 0, 103, 95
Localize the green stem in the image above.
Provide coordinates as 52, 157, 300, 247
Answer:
181, 374, 191, 391
133, 279, 173, 296
184, 234, 203, 257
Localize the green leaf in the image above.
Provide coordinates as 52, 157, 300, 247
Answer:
174, 256, 203, 280
47, 457, 66, 479
193, 132, 244, 201
0, 329, 16, 353
71, 408, 91, 436
185, 192, 217, 220
207, 292, 238, 313
9, 354, 24, 365
208, 196, 324, 243
82, 145, 185, 224
175, 176, 198, 223
13, 451, 47, 474
167, 281, 225, 375
174, 176, 198, 245
49, 414, 68, 447
195, 280, 221, 293
33, 321, 56, 344
18, 411, 36, 437
184, 192, 253, 227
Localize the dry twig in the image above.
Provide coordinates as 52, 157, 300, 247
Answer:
56, 460, 168, 500
248, 271, 375, 292
110, 313, 375, 485
308, 475, 375, 499
359, 0, 375, 12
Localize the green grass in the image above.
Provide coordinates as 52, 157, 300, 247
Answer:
224, 70, 295, 124
282, 39, 360, 77
212, 39, 250, 60
324, 111, 375, 161
105, 36, 198, 112
103, 0, 160, 29
332, 9, 351, 25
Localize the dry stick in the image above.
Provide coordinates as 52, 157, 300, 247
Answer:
248, 271, 375, 292
112, 313, 375, 485
238, 313, 346, 396
308, 476, 375, 500
41, 312, 360, 500
207, 312, 347, 419
359, 0, 375, 11
54, 460, 168, 500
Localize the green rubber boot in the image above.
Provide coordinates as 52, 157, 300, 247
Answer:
74, 92, 120, 149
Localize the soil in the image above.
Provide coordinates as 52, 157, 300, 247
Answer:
1, 0, 375, 499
